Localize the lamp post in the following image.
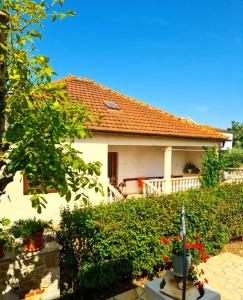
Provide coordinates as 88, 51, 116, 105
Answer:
181, 204, 187, 300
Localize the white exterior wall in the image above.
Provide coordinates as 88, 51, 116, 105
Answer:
0, 133, 217, 223
109, 145, 206, 194
109, 146, 164, 194
220, 132, 233, 150
0, 142, 108, 224
186, 151, 205, 168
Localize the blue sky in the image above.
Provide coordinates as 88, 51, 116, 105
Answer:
38, 0, 243, 129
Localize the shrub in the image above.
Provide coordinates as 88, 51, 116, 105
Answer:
200, 147, 225, 188
58, 183, 243, 291
11, 218, 51, 238
222, 148, 243, 168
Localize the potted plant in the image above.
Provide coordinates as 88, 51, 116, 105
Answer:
183, 162, 196, 174
160, 235, 209, 290
0, 218, 14, 258
11, 218, 52, 252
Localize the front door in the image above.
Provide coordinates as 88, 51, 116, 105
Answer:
108, 152, 117, 186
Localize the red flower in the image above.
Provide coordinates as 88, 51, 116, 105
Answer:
201, 269, 205, 275
192, 243, 199, 249
177, 236, 182, 241
199, 243, 204, 250
204, 278, 208, 284
191, 265, 195, 270
186, 241, 191, 249
195, 236, 201, 241
198, 282, 204, 289
160, 237, 169, 244
203, 255, 210, 263
163, 255, 169, 262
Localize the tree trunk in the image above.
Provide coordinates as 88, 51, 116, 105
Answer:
0, 11, 9, 146
0, 11, 13, 195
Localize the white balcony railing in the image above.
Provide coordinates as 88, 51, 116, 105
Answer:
107, 182, 124, 202
171, 176, 200, 192
142, 179, 165, 195
143, 177, 200, 195
227, 168, 243, 178
224, 177, 243, 184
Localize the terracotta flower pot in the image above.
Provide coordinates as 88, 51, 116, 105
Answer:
172, 253, 191, 277
23, 231, 44, 252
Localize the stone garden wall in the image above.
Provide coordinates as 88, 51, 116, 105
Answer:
0, 241, 60, 300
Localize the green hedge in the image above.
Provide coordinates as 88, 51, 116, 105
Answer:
58, 183, 243, 290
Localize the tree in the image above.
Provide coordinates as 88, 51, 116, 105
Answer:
0, 0, 102, 212
221, 148, 243, 168
200, 147, 225, 188
228, 121, 243, 149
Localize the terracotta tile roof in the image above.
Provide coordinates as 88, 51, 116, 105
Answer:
56, 75, 228, 141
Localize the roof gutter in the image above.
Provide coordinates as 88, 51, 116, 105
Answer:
91, 129, 228, 142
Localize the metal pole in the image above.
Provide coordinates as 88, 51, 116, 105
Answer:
181, 204, 187, 300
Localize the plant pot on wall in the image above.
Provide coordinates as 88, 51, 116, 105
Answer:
23, 230, 44, 252
11, 218, 52, 253
172, 253, 191, 277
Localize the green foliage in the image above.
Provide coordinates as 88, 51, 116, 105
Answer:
228, 120, 243, 149
222, 148, 243, 168
200, 147, 225, 188
0, 217, 14, 249
57, 183, 243, 291
183, 162, 197, 173
11, 218, 51, 238
0, 1, 103, 211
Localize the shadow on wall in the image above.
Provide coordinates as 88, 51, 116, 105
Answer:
0, 242, 60, 300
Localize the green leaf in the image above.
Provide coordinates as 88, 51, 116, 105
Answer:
66, 10, 76, 16
59, 13, 66, 20
1, 218, 11, 227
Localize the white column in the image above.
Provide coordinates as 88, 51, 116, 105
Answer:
164, 146, 172, 193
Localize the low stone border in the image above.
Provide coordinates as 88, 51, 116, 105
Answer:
0, 241, 60, 300
107, 286, 147, 300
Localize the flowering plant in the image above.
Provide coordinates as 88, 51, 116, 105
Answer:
160, 235, 209, 289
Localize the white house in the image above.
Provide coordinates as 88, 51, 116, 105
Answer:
180, 117, 234, 150
0, 76, 229, 223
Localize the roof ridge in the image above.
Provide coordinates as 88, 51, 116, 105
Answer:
178, 117, 229, 140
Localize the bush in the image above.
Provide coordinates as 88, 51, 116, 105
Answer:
200, 147, 225, 188
58, 183, 243, 291
222, 148, 243, 168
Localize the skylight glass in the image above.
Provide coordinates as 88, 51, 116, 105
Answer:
104, 101, 120, 110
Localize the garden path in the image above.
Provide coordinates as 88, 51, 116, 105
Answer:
200, 252, 243, 300
109, 252, 243, 300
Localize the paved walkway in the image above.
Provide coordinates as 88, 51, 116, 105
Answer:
200, 252, 243, 300
109, 252, 243, 300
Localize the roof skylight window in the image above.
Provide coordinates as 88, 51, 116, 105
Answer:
104, 101, 120, 110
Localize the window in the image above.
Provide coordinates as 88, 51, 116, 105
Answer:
23, 175, 56, 195
104, 101, 120, 110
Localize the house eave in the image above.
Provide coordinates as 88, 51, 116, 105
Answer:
91, 129, 227, 142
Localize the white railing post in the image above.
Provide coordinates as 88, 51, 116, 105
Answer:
171, 177, 200, 193
107, 178, 124, 202
164, 146, 172, 194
